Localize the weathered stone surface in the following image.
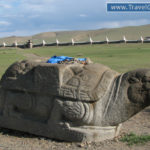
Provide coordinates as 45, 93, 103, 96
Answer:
0, 60, 150, 142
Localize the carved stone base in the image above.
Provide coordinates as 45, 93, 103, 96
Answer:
0, 115, 121, 142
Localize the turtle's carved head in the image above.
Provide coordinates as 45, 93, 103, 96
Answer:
127, 69, 150, 107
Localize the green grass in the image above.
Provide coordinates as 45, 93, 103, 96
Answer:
0, 43, 150, 78
0, 48, 25, 77
120, 133, 150, 146
25, 43, 150, 72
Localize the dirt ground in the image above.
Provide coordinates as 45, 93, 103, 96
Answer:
0, 55, 150, 150
0, 106, 149, 150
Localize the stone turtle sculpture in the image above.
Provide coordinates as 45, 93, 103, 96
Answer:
0, 60, 150, 142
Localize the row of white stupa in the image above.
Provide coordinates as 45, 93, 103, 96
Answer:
1, 36, 145, 47
56, 36, 145, 45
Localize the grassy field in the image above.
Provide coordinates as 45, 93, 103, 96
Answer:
0, 48, 25, 77
0, 43, 150, 78
25, 43, 150, 72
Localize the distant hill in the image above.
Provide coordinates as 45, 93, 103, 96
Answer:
0, 24, 150, 45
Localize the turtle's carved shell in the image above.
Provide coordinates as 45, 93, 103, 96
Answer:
60, 66, 119, 101
1, 61, 119, 102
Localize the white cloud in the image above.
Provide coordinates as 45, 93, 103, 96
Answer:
94, 19, 150, 29
1, 14, 24, 18
79, 14, 87, 17
0, 4, 11, 9
20, 0, 56, 13
0, 21, 11, 26
28, 15, 41, 18
21, 0, 55, 4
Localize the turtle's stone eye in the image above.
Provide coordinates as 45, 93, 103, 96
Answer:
128, 77, 139, 84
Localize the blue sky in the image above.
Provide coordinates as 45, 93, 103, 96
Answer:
0, 0, 150, 37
